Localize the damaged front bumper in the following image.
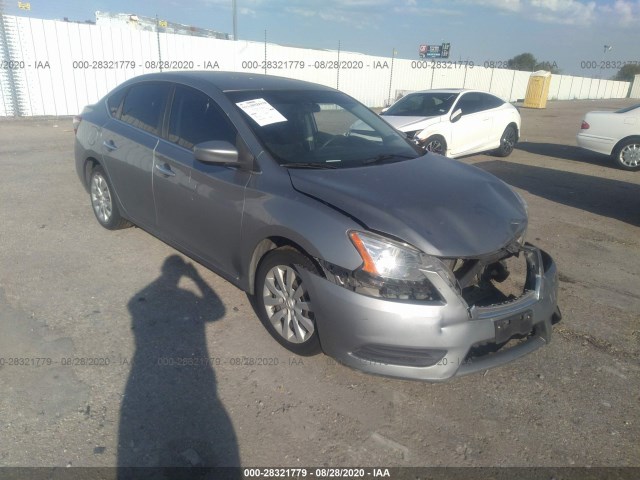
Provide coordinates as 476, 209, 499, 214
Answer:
298, 244, 560, 381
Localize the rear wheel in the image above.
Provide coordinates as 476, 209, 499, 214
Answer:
423, 135, 447, 156
254, 248, 321, 356
89, 166, 130, 230
494, 125, 517, 157
613, 137, 640, 171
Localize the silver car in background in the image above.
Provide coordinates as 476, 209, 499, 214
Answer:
74, 72, 560, 381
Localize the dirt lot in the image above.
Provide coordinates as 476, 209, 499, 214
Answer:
0, 99, 638, 473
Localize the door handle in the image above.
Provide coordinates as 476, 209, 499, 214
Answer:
155, 163, 176, 177
103, 140, 118, 151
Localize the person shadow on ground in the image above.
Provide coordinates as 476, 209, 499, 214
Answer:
117, 255, 240, 479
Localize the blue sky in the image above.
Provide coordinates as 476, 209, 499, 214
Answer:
4, 0, 640, 75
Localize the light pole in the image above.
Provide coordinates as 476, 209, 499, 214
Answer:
600, 45, 612, 78
232, 0, 237, 40
388, 48, 397, 107
599, 45, 612, 98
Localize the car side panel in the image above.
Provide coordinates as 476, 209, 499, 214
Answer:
448, 110, 491, 156
154, 139, 251, 278
237, 157, 364, 292
100, 118, 159, 228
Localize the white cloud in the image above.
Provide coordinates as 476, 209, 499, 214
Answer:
472, 0, 522, 12
393, 5, 463, 15
283, 3, 381, 28
529, 0, 596, 24
454, 0, 637, 26
599, 0, 640, 26
198, 0, 640, 28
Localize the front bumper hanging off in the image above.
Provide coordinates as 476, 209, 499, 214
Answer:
299, 244, 560, 381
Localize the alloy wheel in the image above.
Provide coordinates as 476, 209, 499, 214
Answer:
91, 173, 113, 224
619, 143, 640, 168
262, 265, 315, 344
425, 139, 444, 154
501, 128, 516, 155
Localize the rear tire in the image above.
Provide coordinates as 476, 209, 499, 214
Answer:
494, 125, 517, 157
89, 166, 130, 230
254, 248, 321, 356
612, 137, 640, 171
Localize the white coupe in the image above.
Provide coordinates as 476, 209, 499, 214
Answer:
379, 89, 521, 158
577, 104, 640, 171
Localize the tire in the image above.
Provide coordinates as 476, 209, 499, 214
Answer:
254, 247, 321, 356
89, 165, 130, 230
494, 125, 517, 157
423, 135, 447, 156
612, 137, 640, 171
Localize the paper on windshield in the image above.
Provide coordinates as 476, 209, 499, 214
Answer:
235, 98, 287, 127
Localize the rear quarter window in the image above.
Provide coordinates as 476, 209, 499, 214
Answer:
107, 88, 127, 119
483, 94, 506, 109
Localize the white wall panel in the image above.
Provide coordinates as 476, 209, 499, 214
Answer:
0, 14, 633, 116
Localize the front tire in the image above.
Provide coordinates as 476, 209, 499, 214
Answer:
423, 135, 447, 156
89, 166, 130, 230
494, 125, 517, 157
254, 248, 321, 356
613, 137, 640, 171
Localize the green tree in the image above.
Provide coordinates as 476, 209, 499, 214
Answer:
614, 64, 640, 82
507, 53, 537, 71
534, 60, 560, 74
507, 53, 560, 73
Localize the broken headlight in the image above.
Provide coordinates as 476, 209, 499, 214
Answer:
327, 231, 459, 302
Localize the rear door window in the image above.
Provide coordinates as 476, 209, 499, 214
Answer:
120, 82, 171, 136
455, 92, 484, 115
168, 85, 237, 150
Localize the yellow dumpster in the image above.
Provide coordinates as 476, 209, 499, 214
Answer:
523, 71, 552, 109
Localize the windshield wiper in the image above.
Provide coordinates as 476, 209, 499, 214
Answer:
361, 153, 417, 165
282, 162, 338, 169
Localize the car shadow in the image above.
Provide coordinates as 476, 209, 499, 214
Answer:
118, 255, 240, 479
473, 160, 640, 227
516, 141, 614, 168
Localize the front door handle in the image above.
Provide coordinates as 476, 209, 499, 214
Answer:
155, 163, 176, 177
103, 139, 118, 151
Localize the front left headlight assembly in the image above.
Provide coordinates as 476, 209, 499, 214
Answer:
320, 230, 459, 302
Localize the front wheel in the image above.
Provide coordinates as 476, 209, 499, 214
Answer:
613, 137, 640, 171
254, 248, 321, 356
494, 125, 517, 157
423, 135, 447, 156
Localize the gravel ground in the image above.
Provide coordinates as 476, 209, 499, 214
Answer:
0, 99, 638, 473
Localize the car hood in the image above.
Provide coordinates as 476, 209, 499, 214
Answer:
288, 155, 527, 258
381, 115, 442, 132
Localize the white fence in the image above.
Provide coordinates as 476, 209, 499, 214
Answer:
0, 14, 633, 117
630, 75, 640, 99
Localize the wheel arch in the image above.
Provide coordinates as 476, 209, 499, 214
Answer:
506, 121, 519, 141
82, 157, 101, 191
246, 236, 324, 295
612, 135, 640, 156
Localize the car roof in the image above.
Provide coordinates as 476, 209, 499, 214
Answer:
120, 71, 337, 93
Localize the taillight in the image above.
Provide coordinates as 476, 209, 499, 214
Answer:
73, 115, 82, 135
581, 120, 590, 130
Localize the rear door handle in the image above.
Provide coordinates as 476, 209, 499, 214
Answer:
155, 163, 176, 177
103, 139, 118, 151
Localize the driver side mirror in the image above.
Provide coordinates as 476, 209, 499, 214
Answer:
450, 109, 462, 123
193, 141, 240, 166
